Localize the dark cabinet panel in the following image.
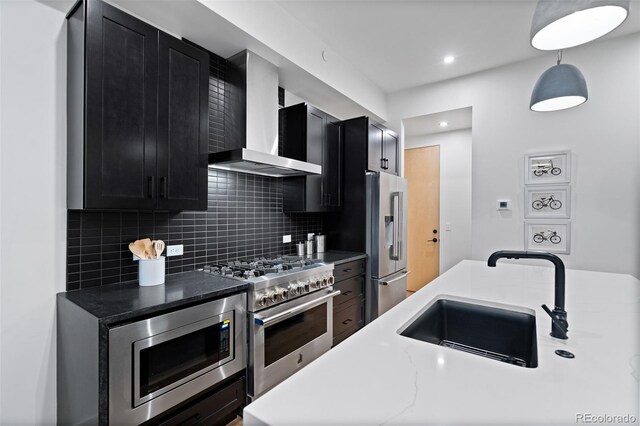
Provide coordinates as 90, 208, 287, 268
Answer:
383, 130, 398, 175
324, 121, 342, 207
331, 259, 367, 347
68, 0, 208, 210
157, 34, 209, 211
281, 104, 342, 212
84, 0, 158, 209
367, 122, 384, 173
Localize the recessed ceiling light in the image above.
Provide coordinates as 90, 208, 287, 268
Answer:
439, 121, 448, 127
443, 56, 455, 64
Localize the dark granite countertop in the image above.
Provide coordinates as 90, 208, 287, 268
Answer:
58, 271, 247, 325
313, 250, 367, 265
58, 251, 364, 325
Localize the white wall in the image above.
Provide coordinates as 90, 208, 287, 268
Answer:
0, 1, 67, 423
388, 33, 640, 278
405, 129, 473, 274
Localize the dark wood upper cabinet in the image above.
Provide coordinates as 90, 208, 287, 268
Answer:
382, 130, 398, 175
353, 117, 398, 175
156, 34, 209, 211
367, 122, 384, 172
281, 104, 342, 212
67, 0, 208, 210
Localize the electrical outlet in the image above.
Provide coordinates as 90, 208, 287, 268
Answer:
282, 235, 292, 243
445, 222, 452, 231
496, 199, 511, 210
166, 245, 184, 257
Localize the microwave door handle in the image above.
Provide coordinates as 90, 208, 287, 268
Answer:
391, 192, 400, 260
254, 290, 341, 327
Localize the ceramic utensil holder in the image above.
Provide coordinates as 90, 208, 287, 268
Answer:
138, 256, 165, 286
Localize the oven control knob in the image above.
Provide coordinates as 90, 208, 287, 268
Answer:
288, 283, 299, 297
328, 275, 335, 285
274, 287, 288, 301
315, 279, 323, 288
267, 290, 278, 304
256, 293, 268, 307
302, 280, 311, 293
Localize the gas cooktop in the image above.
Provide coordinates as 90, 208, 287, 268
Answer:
201, 255, 322, 281
200, 255, 335, 311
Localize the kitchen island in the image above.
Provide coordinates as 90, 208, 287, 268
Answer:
243, 260, 639, 425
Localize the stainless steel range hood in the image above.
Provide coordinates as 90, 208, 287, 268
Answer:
208, 50, 321, 177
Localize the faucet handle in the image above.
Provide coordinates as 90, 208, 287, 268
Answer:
541, 304, 569, 340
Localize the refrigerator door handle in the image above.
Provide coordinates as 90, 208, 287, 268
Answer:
397, 191, 404, 261
380, 271, 411, 286
391, 192, 400, 260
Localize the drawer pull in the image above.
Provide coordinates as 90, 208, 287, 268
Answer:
343, 268, 352, 273
342, 318, 353, 325
342, 291, 353, 296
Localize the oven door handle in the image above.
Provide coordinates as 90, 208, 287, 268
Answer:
254, 290, 341, 327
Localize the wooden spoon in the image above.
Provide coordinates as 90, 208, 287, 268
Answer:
141, 238, 154, 259
129, 240, 147, 260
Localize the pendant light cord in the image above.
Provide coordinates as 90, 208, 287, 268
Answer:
557, 50, 563, 65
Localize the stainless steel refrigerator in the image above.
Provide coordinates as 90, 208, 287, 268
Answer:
366, 172, 409, 321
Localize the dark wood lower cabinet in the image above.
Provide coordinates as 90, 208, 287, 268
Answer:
144, 373, 246, 426
332, 259, 366, 346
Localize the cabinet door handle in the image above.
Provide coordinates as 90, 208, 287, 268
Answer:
148, 176, 155, 198
159, 177, 167, 198
342, 318, 353, 325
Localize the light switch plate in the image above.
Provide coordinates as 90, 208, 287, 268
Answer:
282, 235, 292, 243
166, 245, 184, 257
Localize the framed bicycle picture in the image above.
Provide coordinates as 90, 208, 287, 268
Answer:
524, 185, 570, 219
524, 151, 571, 185
524, 220, 571, 254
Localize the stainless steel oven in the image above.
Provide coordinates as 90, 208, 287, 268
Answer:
108, 293, 246, 424
249, 287, 339, 399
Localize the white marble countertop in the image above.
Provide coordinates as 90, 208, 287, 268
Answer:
244, 260, 640, 425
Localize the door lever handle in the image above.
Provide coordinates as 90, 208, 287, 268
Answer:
430, 238, 438, 243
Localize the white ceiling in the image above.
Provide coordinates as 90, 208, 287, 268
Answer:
275, 0, 640, 93
404, 107, 472, 137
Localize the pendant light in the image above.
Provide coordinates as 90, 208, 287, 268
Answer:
530, 51, 588, 112
530, 0, 630, 50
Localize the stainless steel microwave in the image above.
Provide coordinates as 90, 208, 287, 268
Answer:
108, 293, 246, 424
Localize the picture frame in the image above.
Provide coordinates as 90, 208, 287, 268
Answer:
524, 220, 571, 254
524, 151, 571, 185
524, 185, 571, 219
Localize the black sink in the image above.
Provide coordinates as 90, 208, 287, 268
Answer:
400, 297, 538, 368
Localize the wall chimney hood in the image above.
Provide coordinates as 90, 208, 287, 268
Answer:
208, 50, 321, 177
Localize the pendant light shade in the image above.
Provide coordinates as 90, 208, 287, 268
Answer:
530, 63, 588, 112
530, 0, 630, 50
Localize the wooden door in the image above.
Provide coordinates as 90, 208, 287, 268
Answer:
157, 33, 209, 211
85, 0, 158, 209
405, 146, 440, 291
